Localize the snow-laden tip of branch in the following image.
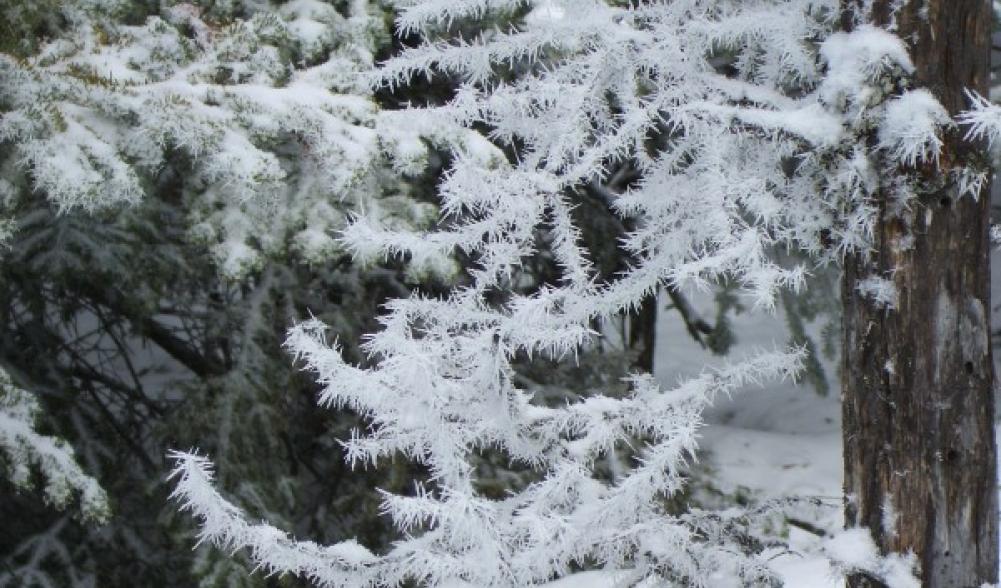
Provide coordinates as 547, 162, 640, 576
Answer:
394, 0, 532, 36
878, 89, 950, 167
167, 451, 378, 588
820, 25, 913, 78
957, 89, 1001, 146
0, 371, 109, 523
819, 25, 913, 114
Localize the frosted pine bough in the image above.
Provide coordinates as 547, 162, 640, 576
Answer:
0, 369, 109, 524
0, 0, 493, 281
0, 0, 503, 583
169, 1, 977, 586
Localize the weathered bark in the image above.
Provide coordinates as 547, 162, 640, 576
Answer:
841, 1, 998, 586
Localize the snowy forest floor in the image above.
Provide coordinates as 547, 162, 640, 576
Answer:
654, 248, 1001, 586
658, 296, 843, 585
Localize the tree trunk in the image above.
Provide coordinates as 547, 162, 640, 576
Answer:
841, 1, 998, 586
629, 292, 657, 372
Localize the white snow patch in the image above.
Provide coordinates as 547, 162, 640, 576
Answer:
857, 276, 898, 310
824, 529, 918, 588
878, 89, 950, 167
819, 26, 913, 114
825, 528, 881, 570
525, 1, 566, 25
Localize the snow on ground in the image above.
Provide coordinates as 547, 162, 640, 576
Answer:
656, 242, 1001, 585
656, 288, 845, 586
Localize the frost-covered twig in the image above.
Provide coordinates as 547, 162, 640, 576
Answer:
168, 451, 379, 588
958, 90, 1001, 146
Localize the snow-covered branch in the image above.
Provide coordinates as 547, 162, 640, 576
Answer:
164, 0, 957, 585
0, 0, 483, 280
169, 451, 378, 588
0, 369, 109, 523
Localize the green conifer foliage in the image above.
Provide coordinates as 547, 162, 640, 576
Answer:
0, 1, 495, 585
